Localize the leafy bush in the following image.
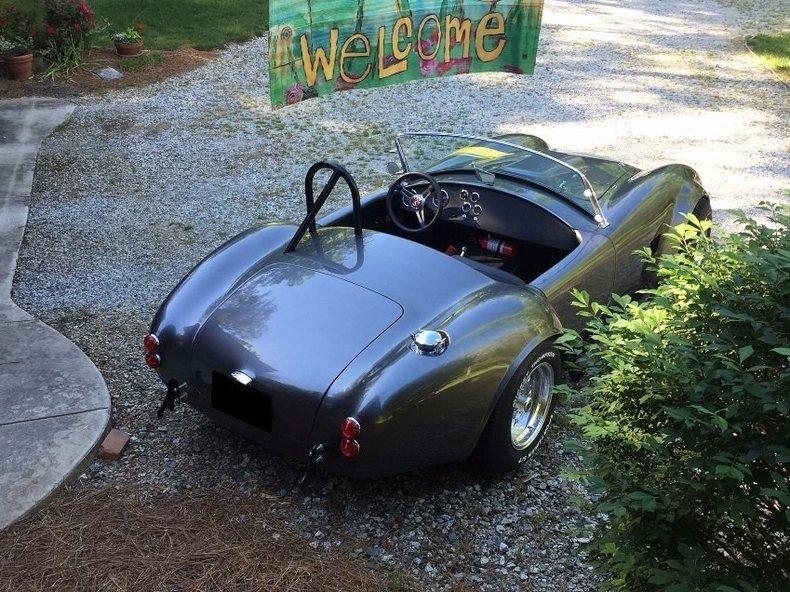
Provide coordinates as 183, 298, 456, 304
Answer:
0, 1, 42, 47
112, 26, 142, 44
0, 35, 34, 56
42, 0, 97, 77
558, 207, 789, 591
43, 0, 95, 41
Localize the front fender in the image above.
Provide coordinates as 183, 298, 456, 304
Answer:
604, 164, 710, 290
652, 164, 710, 257
311, 284, 562, 477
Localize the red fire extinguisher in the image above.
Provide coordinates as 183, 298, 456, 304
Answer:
478, 236, 518, 258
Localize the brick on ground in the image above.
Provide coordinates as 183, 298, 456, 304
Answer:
99, 428, 130, 461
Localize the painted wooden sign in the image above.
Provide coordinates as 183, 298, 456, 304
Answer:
269, 0, 544, 107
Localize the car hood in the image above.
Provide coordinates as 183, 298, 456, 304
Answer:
192, 262, 403, 396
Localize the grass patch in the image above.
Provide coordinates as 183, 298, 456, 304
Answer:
746, 32, 790, 80
120, 51, 165, 72
92, 0, 268, 50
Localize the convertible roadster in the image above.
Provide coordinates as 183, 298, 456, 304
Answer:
146, 132, 711, 478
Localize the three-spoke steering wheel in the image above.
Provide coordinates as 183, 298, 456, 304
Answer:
386, 172, 443, 234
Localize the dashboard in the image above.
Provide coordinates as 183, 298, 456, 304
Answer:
432, 187, 484, 220
426, 183, 579, 252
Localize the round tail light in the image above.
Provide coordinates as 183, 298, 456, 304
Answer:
339, 438, 360, 458
340, 417, 361, 439
145, 353, 161, 369
144, 333, 159, 353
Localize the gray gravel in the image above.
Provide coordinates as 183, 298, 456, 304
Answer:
12, 0, 789, 590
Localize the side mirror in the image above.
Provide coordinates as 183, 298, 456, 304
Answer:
386, 161, 404, 176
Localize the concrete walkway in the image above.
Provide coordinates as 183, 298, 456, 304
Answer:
0, 98, 110, 530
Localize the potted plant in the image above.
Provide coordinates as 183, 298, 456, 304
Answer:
1, 36, 35, 80
113, 26, 143, 56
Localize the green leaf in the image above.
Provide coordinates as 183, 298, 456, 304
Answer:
715, 465, 745, 480
561, 208, 790, 591
554, 331, 579, 345
738, 345, 754, 362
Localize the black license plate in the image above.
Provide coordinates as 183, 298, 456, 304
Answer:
211, 371, 272, 432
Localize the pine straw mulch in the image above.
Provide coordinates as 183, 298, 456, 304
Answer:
0, 485, 390, 592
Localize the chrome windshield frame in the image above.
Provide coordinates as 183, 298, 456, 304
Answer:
394, 132, 608, 227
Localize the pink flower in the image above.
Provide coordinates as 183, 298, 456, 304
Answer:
437, 60, 456, 76
285, 83, 304, 104
335, 78, 355, 91
420, 59, 438, 77
455, 57, 472, 74
78, 2, 93, 20
419, 39, 435, 56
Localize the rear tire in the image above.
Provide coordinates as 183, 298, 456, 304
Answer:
475, 342, 561, 473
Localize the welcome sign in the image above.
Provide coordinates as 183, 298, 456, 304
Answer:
269, 0, 544, 107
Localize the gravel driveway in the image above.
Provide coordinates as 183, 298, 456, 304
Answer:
14, 0, 789, 590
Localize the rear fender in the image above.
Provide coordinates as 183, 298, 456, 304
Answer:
150, 223, 296, 385
312, 284, 562, 477
478, 332, 563, 435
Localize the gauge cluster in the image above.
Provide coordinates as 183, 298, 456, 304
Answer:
432, 186, 485, 222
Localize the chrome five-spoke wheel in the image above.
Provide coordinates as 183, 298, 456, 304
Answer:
510, 361, 555, 450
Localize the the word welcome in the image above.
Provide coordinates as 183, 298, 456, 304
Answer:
299, 12, 508, 86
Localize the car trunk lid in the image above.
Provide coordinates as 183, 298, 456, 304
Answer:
189, 262, 402, 446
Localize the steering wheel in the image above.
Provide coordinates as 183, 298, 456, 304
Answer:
386, 172, 443, 234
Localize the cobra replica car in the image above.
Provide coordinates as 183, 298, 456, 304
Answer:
146, 133, 711, 478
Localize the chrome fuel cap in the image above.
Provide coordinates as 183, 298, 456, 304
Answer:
411, 330, 450, 356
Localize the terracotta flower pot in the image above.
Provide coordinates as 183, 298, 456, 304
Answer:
6, 53, 34, 80
115, 41, 143, 57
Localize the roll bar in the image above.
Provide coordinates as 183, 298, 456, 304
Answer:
284, 161, 362, 253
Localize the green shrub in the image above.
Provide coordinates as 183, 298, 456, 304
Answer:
557, 207, 789, 591
0, 0, 44, 47
41, 0, 99, 78
112, 26, 142, 45
0, 35, 34, 56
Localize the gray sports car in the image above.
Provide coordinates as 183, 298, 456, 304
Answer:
146, 132, 711, 479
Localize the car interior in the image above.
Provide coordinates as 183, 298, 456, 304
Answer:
327, 171, 581, 287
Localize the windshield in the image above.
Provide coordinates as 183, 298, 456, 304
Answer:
395, 133, 607, 223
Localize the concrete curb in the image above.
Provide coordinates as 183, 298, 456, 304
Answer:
0, 98, 111, 530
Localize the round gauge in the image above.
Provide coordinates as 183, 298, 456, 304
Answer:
462, 202, 472, 213
460, 189, 469, 200
470, 192, 480, 203
433, 189, 450, 207
472, 204, 482, 216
